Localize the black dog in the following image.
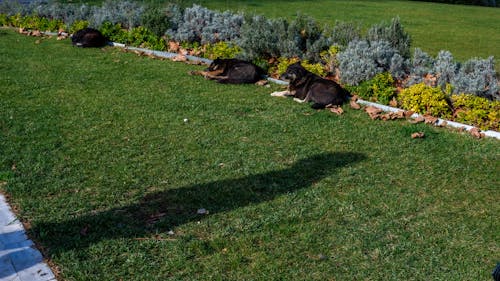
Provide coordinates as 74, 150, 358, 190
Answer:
271, 62, 349, 109
190, 58, 265, 84
71, 28, 107, 48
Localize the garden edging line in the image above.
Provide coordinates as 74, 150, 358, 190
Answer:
107, 41, 500, 140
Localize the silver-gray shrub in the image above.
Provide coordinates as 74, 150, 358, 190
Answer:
280, 13, 330, 62
238, 13, 330, 62
367, 17, 411, 59
337, 39, 406, 85
328, 20, 362, 48
237, 15, 283, 60
434, 50, 458, 89
452, 56, 499, 100
89, 0, 144, 29
0, 0, 28, 15
406, 48, 435, 86
167, 4, 243, 44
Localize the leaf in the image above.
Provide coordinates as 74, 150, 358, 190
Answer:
404, 110, 415, 118
364, 106, 382, 120
349, 100, 361, 110
389, 98, 398, 107
168, 41, 180, 52
469, 128, 484, 139
409, 116, 425, 124
423, 115, 438, 125
411, 132, 425, 139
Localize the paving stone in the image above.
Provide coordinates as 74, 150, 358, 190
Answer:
0, 253, 18, 281
0, 227, 28, 247
0, 194, 56, 281
0, 207, 17, 227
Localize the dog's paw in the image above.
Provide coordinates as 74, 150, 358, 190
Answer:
270, 91, 289, 97
293, 97, 306, 103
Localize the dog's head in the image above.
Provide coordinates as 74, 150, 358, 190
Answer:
279, 62, 308, 82
207, 58, 231, 72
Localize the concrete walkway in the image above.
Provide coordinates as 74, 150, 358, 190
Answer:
0, 194, 56, 281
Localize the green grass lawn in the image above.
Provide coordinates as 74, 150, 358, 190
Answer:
1, 29, 499, 280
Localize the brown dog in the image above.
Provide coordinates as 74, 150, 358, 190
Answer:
190, 58, 265, 84
271, 62, 349, 109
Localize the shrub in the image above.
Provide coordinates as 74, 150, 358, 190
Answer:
328, 20, 361, 48
279, 13, 330, 62
141, 6, 170, 37
350, 72, 397, 105
168, 4, 243, 44
0, 14, 7, 26
237, 15, 282, 60
367, 17, 411, 59
90, 0, 144, 29
406, 48, 435, 86
451, 56, 499, 100
451, 94, 500, 130
99, 21, 128, 43
433, 50, 458, 89
272, 57, 326, 77
398, 83, 452, 117
203, 41, 241, 59
320, 44, 341, 73
0, 0, 25, 16
337, 39, 403, 85
127, 26, 166, 50
70, 20, 89, 34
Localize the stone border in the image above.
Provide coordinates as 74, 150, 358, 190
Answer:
0, 193, 56, 281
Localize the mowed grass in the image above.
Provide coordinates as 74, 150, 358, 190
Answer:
186, 0, 500, 71
1, 30, 499, 280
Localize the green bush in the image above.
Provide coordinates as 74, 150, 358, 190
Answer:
0, 14, 7, 26
272, 57, 326, 77
203, 41, 241, 59
319, 44, 341, 73
99, 21, 128, 43
350, 72, 397, 105
69, 20, 89, 34
128, 26, 167, 50
398, 83, 452, 118
140, 6, 170, 37
451, 94, 500, 130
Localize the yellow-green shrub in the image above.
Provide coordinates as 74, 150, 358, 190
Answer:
349, 72, 396, 105
203, 41, 241, 59
320, 44, 340, 72
273, 57, 326, 77
398, 83, 452, 118
70, 20, 89, 34
451, 94, 500, 131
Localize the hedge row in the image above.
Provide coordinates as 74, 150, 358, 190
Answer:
1, 0, 499, 130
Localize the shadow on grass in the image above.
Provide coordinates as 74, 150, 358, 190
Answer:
33, 152, 365, 253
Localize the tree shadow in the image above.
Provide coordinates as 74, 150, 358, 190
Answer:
32, 152, 365, 254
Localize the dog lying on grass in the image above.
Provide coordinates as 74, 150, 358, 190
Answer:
271, 62, 349, 109
71, 28, 107, 48
190, 58, 265, 84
